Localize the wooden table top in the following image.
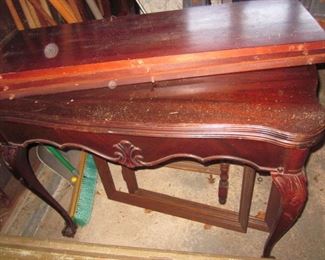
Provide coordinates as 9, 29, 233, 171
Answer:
1, 0, 325, 99
1, 0, 324, 73
1, 66, 324, 147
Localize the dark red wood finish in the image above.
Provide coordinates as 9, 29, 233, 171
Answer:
1, 0, 325, 99
218, 163, 230, 204
0, 0, 325, 258
0, 65, 323, 257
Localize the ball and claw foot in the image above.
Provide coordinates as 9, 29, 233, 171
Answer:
61, 222, 78, 237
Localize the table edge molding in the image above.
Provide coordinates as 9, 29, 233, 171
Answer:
1, 116, 324, 148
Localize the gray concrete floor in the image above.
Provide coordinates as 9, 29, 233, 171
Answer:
1, 68, 324, 260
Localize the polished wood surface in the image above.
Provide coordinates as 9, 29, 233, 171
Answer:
0, 66, 318, 176
0, 66, 324, 146
1, 0, 325, 99
2, 0, 324, 72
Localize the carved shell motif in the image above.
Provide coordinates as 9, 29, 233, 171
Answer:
112, 140, 144, 168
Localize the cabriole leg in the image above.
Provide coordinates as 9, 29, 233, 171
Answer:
1, 145, 77, 237
263, 169, 307, 258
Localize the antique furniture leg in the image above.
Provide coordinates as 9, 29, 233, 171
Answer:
218, 163, 229, 204
93, 155, 117, 198
121, 166, 138, 194
1, 144, 77, 237
262, 169, 307, 258
239, 167, 256, 232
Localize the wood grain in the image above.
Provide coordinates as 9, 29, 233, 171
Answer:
5, 0, 24, 30
0, 66, 323, 147
0, 1, 324, 257
1, 0, 324, 99
0, 235, 260, 259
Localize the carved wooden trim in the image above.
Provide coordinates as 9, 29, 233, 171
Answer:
1, 116, 324, 148
270, 170, 307, 222
263, 170, 307, 257
17, 138, 278, 171
112, 140, 144, 168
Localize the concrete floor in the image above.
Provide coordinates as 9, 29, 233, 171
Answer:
2, 148, 325, 260
1, 68, 324, 260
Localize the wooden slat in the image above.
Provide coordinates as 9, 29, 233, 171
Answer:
0, 0, 324, 99
94, 155, 267, 232
121, 167, 139, 193
113, 188, 245, 232
40, 0, 53, 18
96, 0, 104, 15
26, 0, 41, 28
239, 167, 256, 232
93, 156, 116, 196
29, 0, 57, 26
111, 188, 269, 233
5, 0, 24, 30
1, 45, 324, 101
19, 0, 36, 28
48, 0, 78, 23
67, 0, 83, 22
247, 216, 269, 232
85, 0, 103, 20
95, 156, 242, 231
0, 235, 261, 259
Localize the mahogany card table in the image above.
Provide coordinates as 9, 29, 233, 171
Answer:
0, 0, 325, 257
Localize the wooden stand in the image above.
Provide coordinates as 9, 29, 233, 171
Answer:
0, 0, 324, 258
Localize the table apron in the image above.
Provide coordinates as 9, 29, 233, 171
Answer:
0, 123, 309, 173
